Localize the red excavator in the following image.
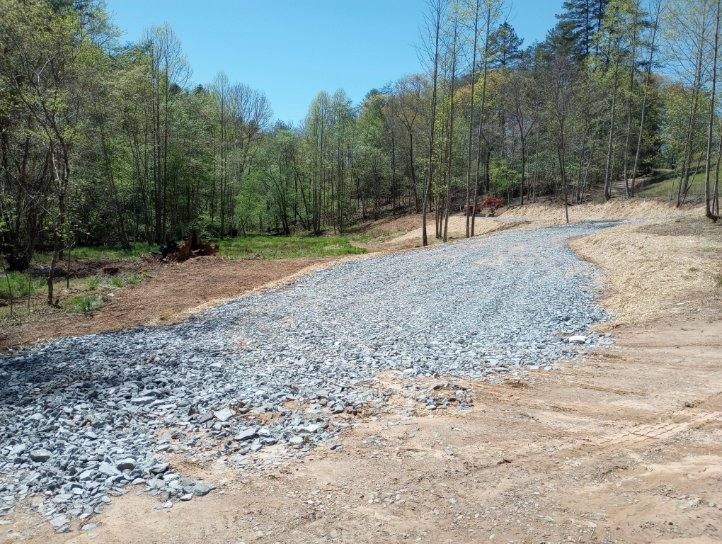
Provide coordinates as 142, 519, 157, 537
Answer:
463, 196, 504, 217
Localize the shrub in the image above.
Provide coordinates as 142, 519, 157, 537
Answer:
489, 159, 520, 195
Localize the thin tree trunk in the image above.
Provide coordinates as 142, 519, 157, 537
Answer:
706, 0, 721, 221
408, 131, 420, 212
712, 122, 722, 216
631, 0, 661, 195
471, 4, 491, 237
465, 0, 480, 237
622, 10, 639, 197
443, 20, 459, 242
678, 38, 705, 206
422, 0, 442, 247
47, 142, 69, 306
604, 63, 619, 201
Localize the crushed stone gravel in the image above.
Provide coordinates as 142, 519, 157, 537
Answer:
0, 221, 617, 529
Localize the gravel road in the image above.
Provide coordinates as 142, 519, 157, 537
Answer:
0, 221, 615, 531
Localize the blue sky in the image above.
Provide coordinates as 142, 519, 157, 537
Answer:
106, 0, 563, 124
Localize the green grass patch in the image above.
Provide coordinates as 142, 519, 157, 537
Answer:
64, 294, 105, 314
0, 272, 43, 300
125, 273, 142, 285
86, 276, 101, 291
35, 242, 154, 263
639, 171, 707, 199
82, 272, 143, 291
217, 234, 367, 260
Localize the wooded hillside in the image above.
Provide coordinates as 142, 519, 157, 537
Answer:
1, 0, 720, 273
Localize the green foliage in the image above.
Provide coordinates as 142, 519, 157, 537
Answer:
217, 235, 366, 260
56, 243, 153, 262
660, 85, 709, 169
2, 0, 720, 271
489, 159, 521, 195
0, 272, 42, 300
489, 22, 523, 68
64, 294, 104, 314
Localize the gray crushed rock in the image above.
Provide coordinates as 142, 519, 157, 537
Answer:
0, 221, 616, 529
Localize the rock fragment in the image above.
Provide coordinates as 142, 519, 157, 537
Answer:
213, 408, 235, 422
29, 449, 52, 463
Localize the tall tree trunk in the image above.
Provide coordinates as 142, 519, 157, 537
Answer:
631, 0, 661, 194
422, 0, 442, 247
519, 131, 526, 205
706, 0, 721, 221
443, 19, 459, 242
471, 4, 491, 237
677, 41, 704, 207
465, 0, 480, 237
408, 131, 420, 212
47, 141, 69, 306
603, 62, 619, 201
622, 8, 639, 197
711, 122, 722, 216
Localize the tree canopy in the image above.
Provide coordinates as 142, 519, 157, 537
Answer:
1, 0, 720, 272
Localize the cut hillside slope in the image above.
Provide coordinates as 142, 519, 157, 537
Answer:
571, 217, 721, 326
501, 198, 700, 224
359, 212, 520, 250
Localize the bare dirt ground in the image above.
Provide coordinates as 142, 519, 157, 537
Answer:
3, 200, 722, 544
0, 257, 331, 350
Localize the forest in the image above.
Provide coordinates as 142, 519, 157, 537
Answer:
1, 0, 721, 279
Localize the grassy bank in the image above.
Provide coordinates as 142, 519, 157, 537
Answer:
639, 171, 707, 199
0, 271, 145, 317
217, 234, 367, 260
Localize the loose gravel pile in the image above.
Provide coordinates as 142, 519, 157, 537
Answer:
0, 221, 615, 531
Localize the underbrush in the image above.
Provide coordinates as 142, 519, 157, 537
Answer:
0, 272, 44, 301
0, 271, 145, 321
32, 236, 368, 263
84, 272, 144, 291
34, 242, 154, 263
64, 294, 105, 314
218, 234, 367, 260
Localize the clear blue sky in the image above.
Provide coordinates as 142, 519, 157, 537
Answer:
106, 0, 563, 125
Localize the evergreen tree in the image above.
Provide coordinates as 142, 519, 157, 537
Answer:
489, 22, 523, 68
555, 0, 609, 60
